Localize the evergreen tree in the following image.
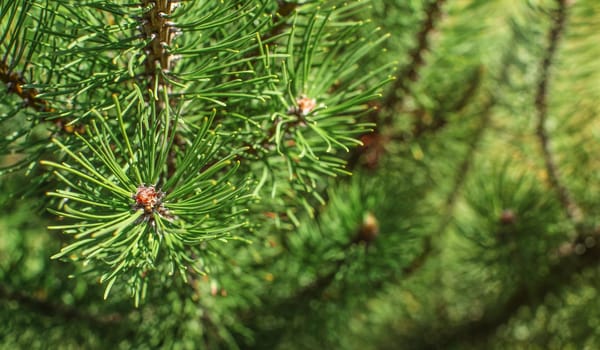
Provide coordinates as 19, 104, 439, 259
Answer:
2, 0, 600, 349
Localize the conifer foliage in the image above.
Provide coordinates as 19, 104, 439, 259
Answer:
2, 0, 388, 304
2, 0, 600, 349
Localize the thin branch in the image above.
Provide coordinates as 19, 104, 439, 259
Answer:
0, 60, 84, 134
426, 94, 495, 244
237, 216, 435, 350
413, 30, 522, 239
381, 0, 446, 113
402, 237, 433, 276
1, 0, 81, 133
534, 0, 583, 225
347, 0, 446, 170
412, 66, 484, 138
0, 61, 52, 112
416, 230, 600, 349
272, 235, 435, 313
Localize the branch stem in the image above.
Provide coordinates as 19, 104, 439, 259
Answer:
534, 0, 583, 225
382, 0, 446, 113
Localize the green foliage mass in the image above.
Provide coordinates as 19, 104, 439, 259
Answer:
2, 0, 600, 349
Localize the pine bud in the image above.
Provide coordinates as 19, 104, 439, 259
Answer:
499, 209, 516, 225
355, 212, 380, 244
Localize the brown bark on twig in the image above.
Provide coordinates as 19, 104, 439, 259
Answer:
0, 61, 52, 113
139, 0, 182, 178
534, 0, 583, 225
0, 60, 84, 134
347, 0, 447, 170
381, 0, 446, 114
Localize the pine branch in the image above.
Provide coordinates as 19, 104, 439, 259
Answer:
0, 0, 84, 135
381, 0, 446, 113
347, 0, 447, 170
412, 66, 484, 138
0, 60, 85, 134
42, 94, 250, 303
139, 0, 180, 97
138, 0, 182, 178
431, 96, 495, 239
0, 60, 51, 113
415, 229, 600, 349
425, 30, 522, 241
401, 236, 432, 276
241, 216, 434, 349
534, 0, 583, 226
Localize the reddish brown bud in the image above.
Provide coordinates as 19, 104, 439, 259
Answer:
356, 212, 380, 244
499, 209, 516, 225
